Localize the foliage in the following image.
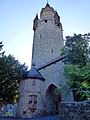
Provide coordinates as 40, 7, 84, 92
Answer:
65, 64, 90, 101
0, 42, 4, 57
61, 34, 90, 101
62, 33, 90, 67
0, 53, 28, 103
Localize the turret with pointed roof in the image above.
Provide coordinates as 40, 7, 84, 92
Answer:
40, 3, 54, 19
27, 65, 45, 80
33, 14, 38, 31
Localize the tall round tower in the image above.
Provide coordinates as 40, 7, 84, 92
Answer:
32, 3, 64, 68
18, 3, 74, 118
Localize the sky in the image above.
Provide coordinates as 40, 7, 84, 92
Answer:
0, 0, 90, 69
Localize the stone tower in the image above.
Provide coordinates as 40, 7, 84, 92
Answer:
32, 3, 64, 68
18, 3, 73, 118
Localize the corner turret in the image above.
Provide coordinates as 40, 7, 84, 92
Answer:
33, 14, 38, 31
54, 11, 62, 28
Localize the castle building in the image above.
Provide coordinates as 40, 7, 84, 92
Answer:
18, 3, 73, 118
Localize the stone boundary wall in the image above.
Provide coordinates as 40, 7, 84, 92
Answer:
59, 100, 90, 120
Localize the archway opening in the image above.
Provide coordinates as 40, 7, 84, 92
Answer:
45, 84, 61, 114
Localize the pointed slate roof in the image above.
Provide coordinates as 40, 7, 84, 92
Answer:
40, 3, 54, 17
27, 66, 45, 81
45, 3, 50, 7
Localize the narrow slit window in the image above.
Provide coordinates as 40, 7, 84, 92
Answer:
51, 49, 53, 53
32, 80, 36, 86
39, 34, 42, 39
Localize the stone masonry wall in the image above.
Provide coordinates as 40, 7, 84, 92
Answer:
59, 101, 90, 120
33, 24, 63, 68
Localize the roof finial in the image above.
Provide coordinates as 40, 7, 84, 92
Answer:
46, 0, 50, 7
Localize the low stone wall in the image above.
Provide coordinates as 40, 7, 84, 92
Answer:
59, 100, 90, 120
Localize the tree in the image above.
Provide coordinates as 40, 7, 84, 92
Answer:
65, 64, 90, 101
61, 33, 90, 101
62, 34, 90, 67
0, 54, 28, 103
0, 42, 4, 57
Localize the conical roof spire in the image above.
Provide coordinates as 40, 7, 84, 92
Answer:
45, 2, 50, 7
40, 2, 54, 18
27, 64, 45, 81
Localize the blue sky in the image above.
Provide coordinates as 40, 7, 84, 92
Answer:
0, 0, 90, 68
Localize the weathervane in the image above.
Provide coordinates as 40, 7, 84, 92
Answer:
47, 0, 49, 3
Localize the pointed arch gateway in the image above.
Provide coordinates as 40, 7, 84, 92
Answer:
44, 84, 61, 114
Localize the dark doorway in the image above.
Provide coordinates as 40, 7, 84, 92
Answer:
45, 84, 61, 114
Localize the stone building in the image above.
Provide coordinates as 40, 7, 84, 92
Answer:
18, 3, 73, 118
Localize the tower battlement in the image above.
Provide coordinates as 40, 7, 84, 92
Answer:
33, 3, 62, 31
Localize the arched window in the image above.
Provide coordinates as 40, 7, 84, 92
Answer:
28, 95, 37, 112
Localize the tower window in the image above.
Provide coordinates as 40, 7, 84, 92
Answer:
39, 34, 42, 39
29, 95, 37, 103
45, 20, 47, 23
29, 96, 32, 104
32, 80, 36, 86
28, 95, 37, 112
51, 49, 53, 53
23, 111, 26, 114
